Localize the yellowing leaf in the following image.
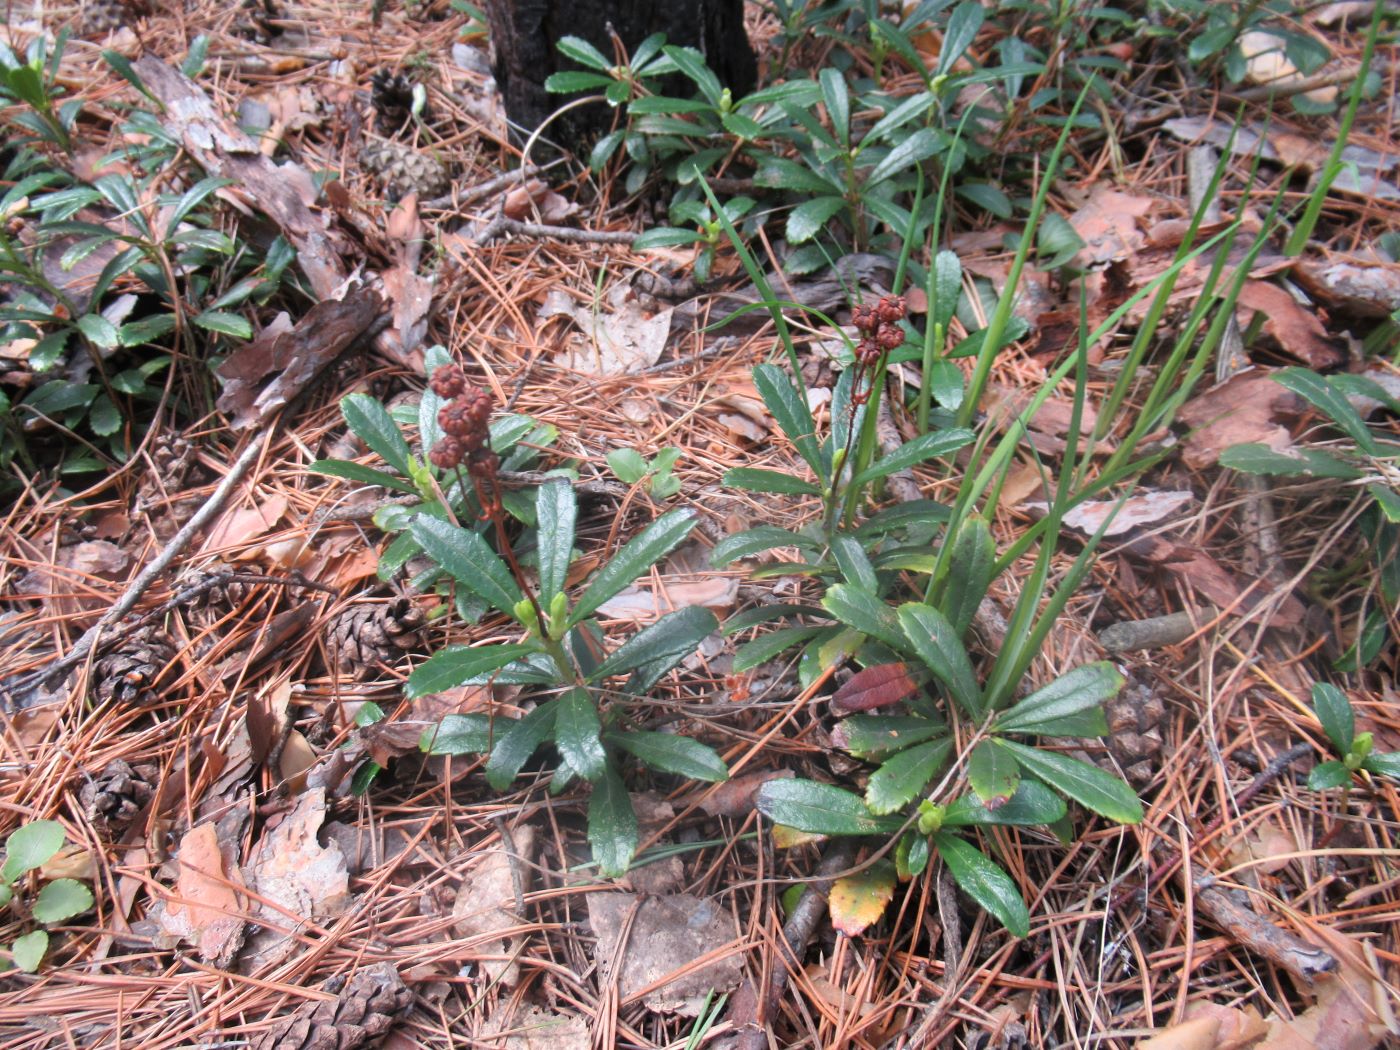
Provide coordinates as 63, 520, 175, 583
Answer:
771, 824, 825, 849
828, 859, 896, 937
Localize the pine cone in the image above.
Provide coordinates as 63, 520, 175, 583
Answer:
76, 0, 136, 36
81, 759, 158, 834
359, 140, 448, 201
325, 598, 424, 679
370, 70, 422, 136
180, 560, 256, 616
1102, 679, 1166, 786
249, 962, 412, 1050
92, 626, 177, 707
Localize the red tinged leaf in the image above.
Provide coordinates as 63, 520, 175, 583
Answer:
831, 662, 923, 713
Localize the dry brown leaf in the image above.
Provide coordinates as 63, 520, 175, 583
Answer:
541, 288, 674, 375
1238, 30, 1339, 104
595, 577, 739, 622
588, 892, 745, 1015
239, 788, 351, 972
481, 1005, 589, 1050
451, 825, 535, 988
1293, 256, 1400, 318
203, 494, 288, 554
1235, 281, 1343, 369
15, 540, 129, 625
1177, 372, 1300, 469
1069, 186, 1156, 266
1042, 490, 1194, 538
1137, 1015, 1222, 1050
1182, 1002, 1270, 1050
151, 822, 247, 967
699, 768, 793, 818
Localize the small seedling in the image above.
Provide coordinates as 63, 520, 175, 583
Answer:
606, 446, 683, 499
0, 820, 94, 972
1306, 683, 1400, 790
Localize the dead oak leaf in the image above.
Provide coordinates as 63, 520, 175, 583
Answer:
1177, 371, 1302, 470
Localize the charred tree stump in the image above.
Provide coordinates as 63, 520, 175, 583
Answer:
484, 0, 756, 151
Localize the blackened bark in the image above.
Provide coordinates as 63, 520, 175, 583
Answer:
485, 0, 756, 151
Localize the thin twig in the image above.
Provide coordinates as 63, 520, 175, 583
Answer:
474, 214, 636, 246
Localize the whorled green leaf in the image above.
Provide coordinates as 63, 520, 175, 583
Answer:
823, 584, 907, 654
590, 606, 717, 681
1308, 760, 1351, 790
933, 832, 1029, 938
833, 714, 945, 759
406, 642, 536, 698
1, 820, 65, 884
866, 738, 953, 816
571, 509, 696, 625
896, 603, 981, 718
535, 479, 576, 606
1363, 752, 1400, 779
941, 514, 995, 637
409, 516, 522, 616
993, 662, 1122, 736
1219, 443, 1362, 480
1274, 368, 1377, 455
710, 526, 821, 566
733, 624, 824, 673
1311, 682, 1355, 755
419, 714, 493, 755
555, 688, 606, 783
930, 249, 962, 331
589, 766, 639, 878
943, 780, 1067, 827
309, 459, 419, 495
757, 778, 902, 835
786, 194, 846, 244
484, 700, 558, 791
607, 730, 728, 782
866, 127, 941, 186
994, 739, 1143, 824
32, 878, 93, 924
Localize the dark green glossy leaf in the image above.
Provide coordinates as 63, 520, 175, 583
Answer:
721, 603, 825, 635
994, 662, 1123, 736
831, 535, 878, 593
589, 766, 639, 877
851, 429, 975, 488
406, 643, 536, 697
833, 714, 945, 759
1363, 752, 1400, 779
191, 309, 251, 339
753, 363, 823, 478
1307, 760, 1351, 790
733, 624, 825, 673
409, 516, 522, 616
556, 34, 611, 71
786, 195, 847, 244
591, 606, 717, 680
1311, 682, 1354, 755
571, 509, 696, 624
1219, 444, 1362, 480
756, 778, 902, 835
933, 832, 1029, 938
309, 459, 418, 494
994, 740, 1143, 824
711, 526, 821, 566
942, 515, 994, 637
608, 730, 728, 782
341, 393, 413, 476
896, 603, 981, 718
867, 127, 940, 186
485, 700, 558, 791
1274, 368, 1376, 455
536, 478, 576, 606
943, 780, 1067, 827
419, 714, 492, 755
555, 688, 606, 782
823, 584, 907, 653
866, 737, 952, 815
722, 467, 821, 496
967, 739, 1019, 807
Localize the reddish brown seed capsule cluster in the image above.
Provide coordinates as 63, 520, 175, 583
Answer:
852, 295, 907, 365
427, 365, 497, 476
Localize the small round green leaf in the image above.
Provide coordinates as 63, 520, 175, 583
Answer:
32, 878, 93, 924
2, 821, 65, 884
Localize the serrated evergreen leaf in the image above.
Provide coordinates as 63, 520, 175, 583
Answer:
545, 70, 615, 93
555, 689, 606, 783
192, 310, 251, 339
733, 624, 825, 672
589, 767, 638, 877
662, 45, 722, 104
32, 878, 92, 923
309, 459, 419, 494
721, 602, 825, 635
786, 195, 847, 243
968, 739, 1020, 807
850, 429, 975, 487
341, 393, 413, 475
1274, 368, 1376, 455
823, 585, 907, 653
994, 740, 1143, 823
1363, 752, 1400, 778
2, 821, 64, 883
485, 700, 558, 791
943, 780, 1067, 826
633, 227, 704, 249
994, 662, 1123, 735
831, 535, 878, 593
897, 603, 981, 718
591, 606, 716, 680
933, 832, 1029, 938
75, 313, 119, 348
608, 731, 728, 782
409, 516, 522, 615
834, 715, 946, 758
1219, 443, 1362, 480
942, 515, 994, 637
711, 526, 820, 566
536, 479, 576, 606
556, 35, 611, 71
1311, 682, 1354, 754
419, 714, 492, 755
867, 127, 941, 186
571, 509, 696, 624
931, 249, 962, 330
757, 778, 902, 835
87, 394, 121, 437
866, 737, 952, 815
753, 364, 824, 478
722, 467, 821, 496
406, 643, 536, 697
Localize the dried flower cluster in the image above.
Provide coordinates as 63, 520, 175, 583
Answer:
851, 294, 907, 365
428, 364, 497, 478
